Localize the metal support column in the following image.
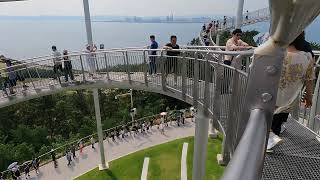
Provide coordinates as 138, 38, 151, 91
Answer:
83, 0, 108, 170
192, 59, 210, 180
93, 89, 108, 170
192, 109, 209, 180
83, 0, 93, 45
235, 0, 245, 28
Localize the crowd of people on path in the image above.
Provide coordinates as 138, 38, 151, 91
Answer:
0, 107, 196, 179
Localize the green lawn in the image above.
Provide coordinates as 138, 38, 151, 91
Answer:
76, 136, 224, 180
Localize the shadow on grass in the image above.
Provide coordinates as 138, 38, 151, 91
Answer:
104, 169, 119, 180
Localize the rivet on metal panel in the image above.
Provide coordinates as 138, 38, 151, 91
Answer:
266, 66, 277, 75
261, 93, 273, 103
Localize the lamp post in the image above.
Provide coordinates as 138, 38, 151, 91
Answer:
115, 89, 135, 122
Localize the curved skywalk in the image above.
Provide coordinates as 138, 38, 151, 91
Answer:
199, 7, 270, 47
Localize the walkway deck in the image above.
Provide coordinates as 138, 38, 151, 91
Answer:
263, 118, 320, 180
20, 120, 195, 180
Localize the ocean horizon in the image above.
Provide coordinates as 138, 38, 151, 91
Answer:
0, 19, 319, 59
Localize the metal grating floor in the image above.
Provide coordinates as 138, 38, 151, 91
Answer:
262, 118, 320, 180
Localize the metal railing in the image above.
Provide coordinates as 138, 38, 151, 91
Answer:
0, 48, 251, 172
1, 47, 320, 179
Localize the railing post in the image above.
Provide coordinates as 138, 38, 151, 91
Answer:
181, 51, 187, 100
123, 51, 132, 84
226, 70, 240, 157
160, 51, 167, 91
25, 66, 36, 90
103, 52, 110, 81
309, 69, 320, 130
216, 33, 220, 46
143, 50, 149, 86
193, 52, 199, 107
214, 63, 228, 165
79, 55, 86, 82
92, 88, 109, 170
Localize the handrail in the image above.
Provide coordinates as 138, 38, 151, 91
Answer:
221, 109, 268, 180
0, 49, 254, 73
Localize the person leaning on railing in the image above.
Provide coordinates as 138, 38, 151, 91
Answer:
163, 35, 180, 85
63, 50, 75, 82
267, 32, 314, 151
224, 29, 252, 66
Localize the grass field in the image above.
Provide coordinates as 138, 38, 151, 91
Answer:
76, 136, 224, 180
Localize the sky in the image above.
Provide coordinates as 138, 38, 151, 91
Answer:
0, 0, 269, 16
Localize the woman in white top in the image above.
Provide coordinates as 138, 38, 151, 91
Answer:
267, 33, 314, 150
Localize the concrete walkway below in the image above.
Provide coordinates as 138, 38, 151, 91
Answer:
19, 120, 195, 180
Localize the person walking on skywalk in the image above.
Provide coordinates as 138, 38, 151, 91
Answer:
52, 46, 63, 84
267, 32, 314, 151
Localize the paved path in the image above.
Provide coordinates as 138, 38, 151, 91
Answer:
21, 120, 195, 180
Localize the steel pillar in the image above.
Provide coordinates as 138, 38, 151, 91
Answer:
192, 109, 209, 180
83, 0, 93, 45
236, 0, 245, 28
83, 0, 108, 170
93, 89, 108, 170
192, 59, 211, 180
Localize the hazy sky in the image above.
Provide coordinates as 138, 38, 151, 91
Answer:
0, 0, 268, 16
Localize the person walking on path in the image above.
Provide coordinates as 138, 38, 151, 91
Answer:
79, 139, 84, 154
52, 46, 63, 84
223, 16, 227, 28
63, 50, 74, 82
245, 10, 249, 21
181, 110, 186, 125
160, 116, 165, 134
66, 150, 72, 166
5, 59, 17, 95
215, 20, 219, 30
32, 158, 39, 175
267, 33, 314, 150
148, 35, 158, 76
24, 163, 30, 179
90, 136, 95, 149
163, 35, 180, 86
51, 149, 57, 168
71, 145, 76, 159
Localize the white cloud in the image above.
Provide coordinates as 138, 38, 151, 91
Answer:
0, 0, 269, 16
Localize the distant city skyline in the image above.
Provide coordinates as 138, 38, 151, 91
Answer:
0, 0, 268, 16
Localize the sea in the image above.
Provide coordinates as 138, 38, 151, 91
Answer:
0, 19, 319, 60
